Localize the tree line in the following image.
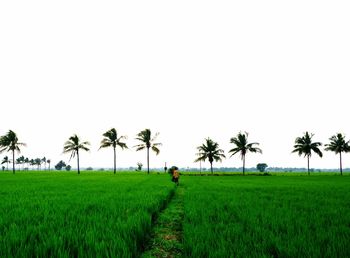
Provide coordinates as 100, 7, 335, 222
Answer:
1, 156, 51, 171
1, 129, 349, 175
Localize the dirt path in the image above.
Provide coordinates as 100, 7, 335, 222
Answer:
141, 186, 184, 258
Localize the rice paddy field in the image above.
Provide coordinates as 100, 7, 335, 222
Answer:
1, 172, 349, 257
0, 172, 174, 257
182, 175, 350, 257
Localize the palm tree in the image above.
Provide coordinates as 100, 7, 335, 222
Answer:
35, 158, 42, 170
16, 156, 25, 171
29, 159, 35, 170
1, 156, 10, 171
195, 138, 226, 174
0, 130, 26, 174
99, 128, 128, 174
325, 133, 350, 176
42, 157, 47, 170
47, 159, 51, 171
292, 131, 323, 175
134, 129, 161, 174
63, 134, 90, 174
24, 157, 29, 170
229, 132, 262, 175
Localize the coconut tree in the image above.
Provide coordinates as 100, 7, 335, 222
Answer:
42, 157, 47, 170
292, 131, 323, 175
63, 134, 90, 174
134, 129, 161, 174
0, 130, 26, 174
195, 138, 226, 174
24, 157, 29, 170
47, 159, 51, 171
1, 156, 10, 171
29, 159, 35, 170
35, 158, 42, 170
229, 132, 262, 175
99, 128, 128, 174
325, 133, 350, 176
16, 156, 25, 171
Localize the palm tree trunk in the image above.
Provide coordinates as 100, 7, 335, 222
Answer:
210, 162, 213, 174
147, 147, 150, 174
12, 150, 15, 174
242, 155, 246, 176
307, 156, 310, 176
113, 146, 116, 174
77, 150, 80, 175
339, 151, 343, 176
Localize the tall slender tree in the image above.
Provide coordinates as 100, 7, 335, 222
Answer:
229, 132, 262, 175
16, 156, 25, 171
1, 156, 10, 171
24, 157, 29, 170
47, 159, 51, 171
195, 138, 225, 174
99, 128, 128, 174
35, 158, 42, 170
325, 133, 350, 176
29, 159, 35, 170
42, 157, 47, 170
63, 134, 90, 174
134, 129, 161, 174
0, 130, 26, 174
292, 131, 323, 175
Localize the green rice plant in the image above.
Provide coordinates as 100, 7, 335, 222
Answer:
182, 176, 350, 257
0, 172, 174, 257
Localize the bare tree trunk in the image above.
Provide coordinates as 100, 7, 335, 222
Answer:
210, 162, 213, 174
243, 155, 246, 176
77, 150, 80, 175
12, 150, 15, 174
339, 151, 343, 176
307, 156, 310, 176
147, 147, 150, 174
113, 147, 116, 174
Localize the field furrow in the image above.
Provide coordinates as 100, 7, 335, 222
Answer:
142, 186, 184, 258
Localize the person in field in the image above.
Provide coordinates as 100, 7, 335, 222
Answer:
172, 168, 180, 186
168, 166, 180, 186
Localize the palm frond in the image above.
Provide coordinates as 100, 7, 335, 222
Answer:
151, 145, 160, 155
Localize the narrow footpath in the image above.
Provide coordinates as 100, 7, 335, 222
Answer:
142, 186, 184, 258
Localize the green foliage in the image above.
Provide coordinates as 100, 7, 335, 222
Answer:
136, 162, 143, 171
257, 163, 268, 172
134, 129, 162, 174
292, 132, 323, 175
0, 130, 26, 174
182, 176, 350, 257
293, 132, 323, 158
229, 132, 262, 175
99, 128, 128, 174
195, 138, 225, 174
325, 133, 350, 175
65, 165, 72, 171
55, 160, 66, 170
63, 134, 90, 174
0, 173, 174, 257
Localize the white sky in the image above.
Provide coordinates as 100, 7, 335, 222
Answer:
1, 1, 349, 170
